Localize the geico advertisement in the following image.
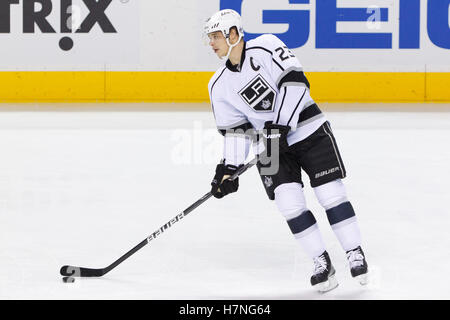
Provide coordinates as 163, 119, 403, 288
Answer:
215, 0, 450, 72
0, 0, 139, 70
223, 0, 450, 49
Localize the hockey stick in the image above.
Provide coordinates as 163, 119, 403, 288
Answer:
60, 158, 257, 278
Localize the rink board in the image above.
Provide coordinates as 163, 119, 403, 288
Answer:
0, 71, 449, 103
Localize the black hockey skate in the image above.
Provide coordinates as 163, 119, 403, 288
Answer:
310, 251, 338, 293
346, 246, 368, 285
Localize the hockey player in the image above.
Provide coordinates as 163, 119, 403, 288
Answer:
204, 9, 368, 293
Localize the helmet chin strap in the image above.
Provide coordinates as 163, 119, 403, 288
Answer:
222, 34, 243, 61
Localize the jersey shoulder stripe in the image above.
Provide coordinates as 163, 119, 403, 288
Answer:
246, 45, 282, 70
246, 46, 272, 55
209, 66, 227, 121
246, 34, 282, 50
208, 66, 227, 92
246, 35, 286, 71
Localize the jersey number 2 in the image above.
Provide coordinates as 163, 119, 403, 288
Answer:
275, 46, 295, 61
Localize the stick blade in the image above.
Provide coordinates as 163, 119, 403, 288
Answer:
60, 265, 105, 277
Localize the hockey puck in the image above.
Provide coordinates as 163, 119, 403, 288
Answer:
62, 276, 75, 283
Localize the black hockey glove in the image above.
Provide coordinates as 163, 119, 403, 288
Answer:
211, 161, 241, 199
262, 121, 291, 156
262, 122, 299, 173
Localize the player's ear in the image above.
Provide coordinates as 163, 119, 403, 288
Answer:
229, 27, 239, 44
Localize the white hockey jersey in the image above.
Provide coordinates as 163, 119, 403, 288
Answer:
208, 34, 327, 165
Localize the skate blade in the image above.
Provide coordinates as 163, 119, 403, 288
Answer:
354, 273, 369, 286
314, 275, 339, 293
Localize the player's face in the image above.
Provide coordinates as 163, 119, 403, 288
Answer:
208, 31, 228, 58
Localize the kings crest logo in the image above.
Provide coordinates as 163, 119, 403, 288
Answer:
238, 75, 276, 112
264, 176, 273, 188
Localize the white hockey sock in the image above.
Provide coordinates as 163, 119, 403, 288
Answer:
294, 224, 327, 259
314, 180, 362, 252
330, 216, 362, 252
275, 183, 327, 259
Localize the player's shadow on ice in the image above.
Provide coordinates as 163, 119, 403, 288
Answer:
217, 287, 371, 300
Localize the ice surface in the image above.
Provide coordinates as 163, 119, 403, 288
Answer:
0, 104, 449, 299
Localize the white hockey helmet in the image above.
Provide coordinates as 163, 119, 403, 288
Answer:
204, 9, 244, 40
204, 9, 244, 59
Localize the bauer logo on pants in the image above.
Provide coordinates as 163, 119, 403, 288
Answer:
315, 167, 340, 179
